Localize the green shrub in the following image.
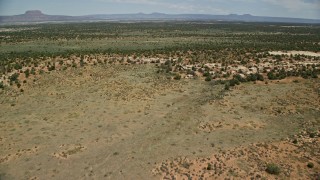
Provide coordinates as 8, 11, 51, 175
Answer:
266, 163, 280, 175
292, 139, 298, 144
203, 72, 210, 77
207, 163, 212, 170
309, 132, 316, 138
24, 69, 30, 78
14, 63, 22, 70
257, 73, 264, 81
229, 79, 240, 86
9, 73, 19, 83
174, 74, 181, 80
31, 67, 36, 75
224, 83, 230, 90
234, 74, 246, 82
205, 76, 212, 81
267, 72, 276, 80
307, 162, 314, 168
311, 73, 318, 78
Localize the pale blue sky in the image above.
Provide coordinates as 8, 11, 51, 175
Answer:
0, 0, 319, 19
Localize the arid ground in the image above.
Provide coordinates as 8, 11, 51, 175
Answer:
0, 64, 319, 179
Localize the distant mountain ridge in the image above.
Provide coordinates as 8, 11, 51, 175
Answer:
1, 10, 320, 24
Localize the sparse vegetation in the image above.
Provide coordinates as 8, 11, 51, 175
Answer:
1, 22, 319, 87
0, 21, 319, 180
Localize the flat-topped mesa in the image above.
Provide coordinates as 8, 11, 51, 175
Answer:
24, 10, 44, 16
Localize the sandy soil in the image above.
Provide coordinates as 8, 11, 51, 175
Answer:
153, 133, 320, 179
0, 64, 319, 179
269, 51, 320, 57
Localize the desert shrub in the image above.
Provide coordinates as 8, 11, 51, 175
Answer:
224, 83, 230, 90
182, 162, 190, 169
312, 72, 318, 78
205, 76, 212, 81
309, 132, 316, 138
292, 139, 298, 144
266, 163, 280, 175
233, 74, 246, 82
307, 162, 314, 168
174, 74, 181, 80
247, 73, 258, 81
229, 79, 240, 86
31, 67, 36, 75
24, 69, 30, 78
0, 82, 4, 89
97, 59, 103, 64
80, 59, 85, 67
164, 60, 171, 66
48, 65, 55, 71
187, 69, 195, 76
203, 71, 210, 77
267, 72, 276, 80
301, 72, 309, 79
257, 73, 264, 81
9, 73, 19, 83
217, 80, 226, 84
222, 73, 230, 78
278, 69, 287, 79
207, 163, 212, 170
14, 63, 22, 70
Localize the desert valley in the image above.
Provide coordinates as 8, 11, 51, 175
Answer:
0, 12, 319, 180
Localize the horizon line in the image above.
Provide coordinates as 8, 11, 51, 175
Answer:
2, 10, 320, 21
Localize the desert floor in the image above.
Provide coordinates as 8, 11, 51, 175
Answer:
0, 64, 319, 179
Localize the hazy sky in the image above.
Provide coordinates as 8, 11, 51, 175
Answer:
0, 0, 319, 19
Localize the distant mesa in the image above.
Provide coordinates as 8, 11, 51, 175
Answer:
24, 10, 44, 16
228, 14, 252, 17
151, 12, 166, 15
0, 10, 82, 23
